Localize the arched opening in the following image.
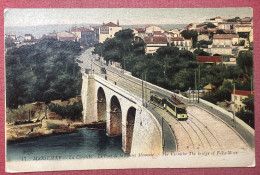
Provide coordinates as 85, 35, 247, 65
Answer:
125, 107, 136, 153
97, 87, 106, 122
109, 96, 122, 136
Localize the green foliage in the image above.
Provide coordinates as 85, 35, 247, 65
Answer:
216, 29, 226, 34
237, 32, 249, 39
48, 100, 83, 121
238, 40, 245, 46
236, 94, 254, 128
227, 17, 240, 22
204, 22, 217, 29
6, 39, 82, 109
193, 49, 210, 56
180, 30, 198, 48
5, 38, 16, 48
236, 50, 253, 78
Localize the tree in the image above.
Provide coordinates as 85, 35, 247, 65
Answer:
236, 50, 253, 79
204, 22, 217, 29
193, 49, 210, 56
180, 30, 198, 48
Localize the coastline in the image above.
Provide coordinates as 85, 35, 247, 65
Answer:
6, 119, 106, 144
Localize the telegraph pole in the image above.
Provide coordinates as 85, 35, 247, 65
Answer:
142, 73, 144, 106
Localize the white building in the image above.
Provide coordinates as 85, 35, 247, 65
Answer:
57, 31, 77, 41
198, 34, 210, 41
231, 90, 253, 112
145, 25, 164, 34
218, 22, 238, 30
212, 34, 239, 46
144, 36, 168, 54
170, 37, 192, 51
24, 34, 34, 41
99, 22, 122, 43
206, 16, 223, 26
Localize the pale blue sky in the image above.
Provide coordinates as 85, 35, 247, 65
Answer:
4, 8, 253, 27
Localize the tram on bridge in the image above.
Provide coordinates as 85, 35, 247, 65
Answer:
150, 91, 188, 120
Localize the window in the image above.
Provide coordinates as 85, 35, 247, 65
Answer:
234, 95, 237, 101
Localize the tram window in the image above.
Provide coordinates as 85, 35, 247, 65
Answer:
177, 108, 186, 114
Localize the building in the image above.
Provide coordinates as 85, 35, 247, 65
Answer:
218, 22, 238, 30
57, 31, 77, 41
81, 29, 95, 46
99, 21, 122, 43
42, 32, 57, 39
198, 34, 210, 41
204, 83, 216, 93
144, 36, 168, 54
196, 56, 222, 64
145, 25, 164, 34
170, 37, 192, 51
231, 90, 253, 112
24, 34, 34, 41
70, 27, 91, 42
210, 34, 239, 55
206, 16, 223, 26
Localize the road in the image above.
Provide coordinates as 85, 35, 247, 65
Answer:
76, 47, 254, 153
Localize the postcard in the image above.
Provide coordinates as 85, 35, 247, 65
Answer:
4, 8, 255, 172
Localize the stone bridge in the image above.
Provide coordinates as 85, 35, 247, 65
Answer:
81, 73, 163, 155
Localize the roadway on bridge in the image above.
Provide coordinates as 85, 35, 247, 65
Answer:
77, 47, 254, 153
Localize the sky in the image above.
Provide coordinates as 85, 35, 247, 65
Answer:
4, 8, 253, 27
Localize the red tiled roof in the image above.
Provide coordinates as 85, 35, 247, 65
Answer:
103, 22, 118, 27
232, 90, 254, 96
208, 28, 218, 32
215, 16, 222, 19
135, 28, 145, 32
153, 31, 162, 35
144, 36, 167, 43
171, 37, 184, 41
197, 56, 221, 63
235, 24, 252, 27
213, 34, 239, 39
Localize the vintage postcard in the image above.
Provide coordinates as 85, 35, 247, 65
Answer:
4, 8, 255, 172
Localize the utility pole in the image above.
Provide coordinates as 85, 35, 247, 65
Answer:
142, 73, 144, 106
233, 83, 236, 128
145, 71, 148, 107
198, 65, 200, 103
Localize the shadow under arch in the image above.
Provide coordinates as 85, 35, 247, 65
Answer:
125, 107, 136, 153
109, 95, 122, 137
97, 87, 106, 122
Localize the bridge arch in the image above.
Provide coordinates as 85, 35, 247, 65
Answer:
97, 87, 106, 122
125, 106, 136, 153
109, 95, 122, 136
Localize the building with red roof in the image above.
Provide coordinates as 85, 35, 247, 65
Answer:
231, 90, 253, 112
99, 21, 122, 43
197, 56, 222, 64
170, 37, 192, 51
144, 36, 168, 54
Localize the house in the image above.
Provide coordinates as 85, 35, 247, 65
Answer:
218, 22, 238, 30
145, 25, 164, 34
198, 34, 210, 41
170, 37, 192, 51
42, 32, 57, 39
90, 26, 100, 42
81, 29, 95, 46
57, 31, 77, 41
5, 34, 20, 44
184, 23, 197, 30
234, 24, 252, 33
153, 31, 163, 36
144, 36, 168, 54
70, 27, 91, 42
206, 16, 223, 26
213, 34, 239, 46
24, 34, 34, 41
196, 56, 222, 64
204, 83, 216, 93
222, 55, 237, 66
210, 34, 239, 55
168, 29, 180, 37
231, 90, 253, 112
99, 21, 122, 43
